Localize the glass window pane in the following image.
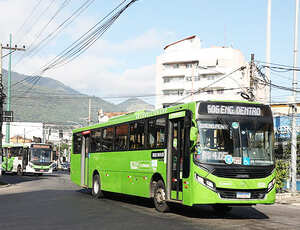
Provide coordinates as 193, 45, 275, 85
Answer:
102, 127, 114, 151
129, 121, 145, 150
91, 129, 102, 152
115, 124, 129, 151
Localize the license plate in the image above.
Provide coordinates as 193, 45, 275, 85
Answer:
236, 192, 251, 199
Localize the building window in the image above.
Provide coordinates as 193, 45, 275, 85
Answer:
194, 76, 201, 81
164, 78, 171, 83
207, 75, 215, 80
217, 89, 224, 94
163, 90, 184, 96
173, 64, 179, 69
206, 90, 213, 95
185, 63, 193, 68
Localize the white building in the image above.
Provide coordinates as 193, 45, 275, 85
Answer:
155, 35, 269, 108
2, 122, 43, 143
1, 122, 73, 145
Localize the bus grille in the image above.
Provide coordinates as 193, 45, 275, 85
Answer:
211, 167, 273, 179
217, 188, 267, 199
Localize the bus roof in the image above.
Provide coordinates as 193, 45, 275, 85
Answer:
72, 100, 267, 134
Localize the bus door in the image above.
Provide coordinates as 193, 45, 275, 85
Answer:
81, 132, 91, 187
167, 115, 185, 201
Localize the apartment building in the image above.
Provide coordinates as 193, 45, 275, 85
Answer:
155, 35, 269, 108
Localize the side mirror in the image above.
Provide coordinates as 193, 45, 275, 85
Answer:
190, 127, 198, 142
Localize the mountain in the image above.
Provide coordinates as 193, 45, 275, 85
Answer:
1, 70, 154, 124
117, 98, 154, 112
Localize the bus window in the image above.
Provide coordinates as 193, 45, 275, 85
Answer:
102, 127, 114, 151
115, 124, 129, 151
129, 121, 145, 150
73, 133, 83, 154
91, 129, 102, 152
148, 117, 166, 149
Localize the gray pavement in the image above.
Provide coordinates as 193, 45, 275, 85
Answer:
1, 173, 300, 230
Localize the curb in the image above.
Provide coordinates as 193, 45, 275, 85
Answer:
0, 184, 10, 188
276, 192, 300, 205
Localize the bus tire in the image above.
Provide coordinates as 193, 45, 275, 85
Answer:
17, 165, 23, 176
153, 180, 169, 212
92, 174, 103, 199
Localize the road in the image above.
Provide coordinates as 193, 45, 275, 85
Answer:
0, 172, 299, 230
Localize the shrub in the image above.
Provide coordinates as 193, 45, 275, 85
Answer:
275, 159, 289, 193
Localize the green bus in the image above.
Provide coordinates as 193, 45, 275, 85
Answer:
1, 143, 54, 175
70, 100, 275, 212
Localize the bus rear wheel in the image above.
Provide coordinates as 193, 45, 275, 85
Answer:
92, 174, 103, 198
153, 180, 169, 212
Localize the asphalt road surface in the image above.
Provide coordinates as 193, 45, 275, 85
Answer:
0, 172, 300, 230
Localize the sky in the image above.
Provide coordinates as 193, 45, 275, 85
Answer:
0, 0, 298, 105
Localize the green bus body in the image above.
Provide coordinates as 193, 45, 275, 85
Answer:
1, 143, 54, 175
70, 101, 275, 209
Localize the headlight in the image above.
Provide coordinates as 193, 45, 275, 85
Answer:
267, 178, 276, 192
195, 173, 216, 191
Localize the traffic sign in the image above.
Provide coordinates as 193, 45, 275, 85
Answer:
2, 111, 13, 122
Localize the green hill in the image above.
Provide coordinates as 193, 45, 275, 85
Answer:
2, 70, 154, 124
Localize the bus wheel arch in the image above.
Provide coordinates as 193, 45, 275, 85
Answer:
92, 170, 103, 198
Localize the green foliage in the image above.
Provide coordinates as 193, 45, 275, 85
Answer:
275, 159, 289, 193
274, 141, 300, 175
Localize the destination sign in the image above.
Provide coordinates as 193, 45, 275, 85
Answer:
206, 104, 262, 116
31, 144, 51, 149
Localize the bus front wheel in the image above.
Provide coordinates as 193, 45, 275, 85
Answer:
17, 165, 23, 176
92, 174, 103, 198
153, 180, 169, 212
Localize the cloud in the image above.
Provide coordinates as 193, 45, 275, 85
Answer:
0, 1, 174, 103
14, 28, 168, 100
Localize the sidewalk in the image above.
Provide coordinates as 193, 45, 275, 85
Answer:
276, 192, 300, 205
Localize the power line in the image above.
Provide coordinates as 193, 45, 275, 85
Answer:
17, 0, 96, 66
39, 0, 138, 73
14, 0, 43, 41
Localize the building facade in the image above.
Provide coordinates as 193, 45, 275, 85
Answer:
155, 35, 269, 108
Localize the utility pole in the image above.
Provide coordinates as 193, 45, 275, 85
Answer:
291, 0, 299, 194
266, 0, 272, 104
0, 44, 4, 176
5, 34, 25, 143
88, 98, 91, 126
249, 53, 255, 101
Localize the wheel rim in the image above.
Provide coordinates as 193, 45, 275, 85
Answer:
155, 187, 166, 206
94, 180, 99, 194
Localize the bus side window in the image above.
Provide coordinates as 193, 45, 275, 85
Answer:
73, 133, 83, 154
147, 117, 167, 149
102, 127, 114, 151
91, 129, 102, 152
129, 120, 145, 150
115, 124, 129, 151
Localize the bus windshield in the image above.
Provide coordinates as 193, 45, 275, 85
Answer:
30, 149, 52, 163
194, 118, 274, 166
